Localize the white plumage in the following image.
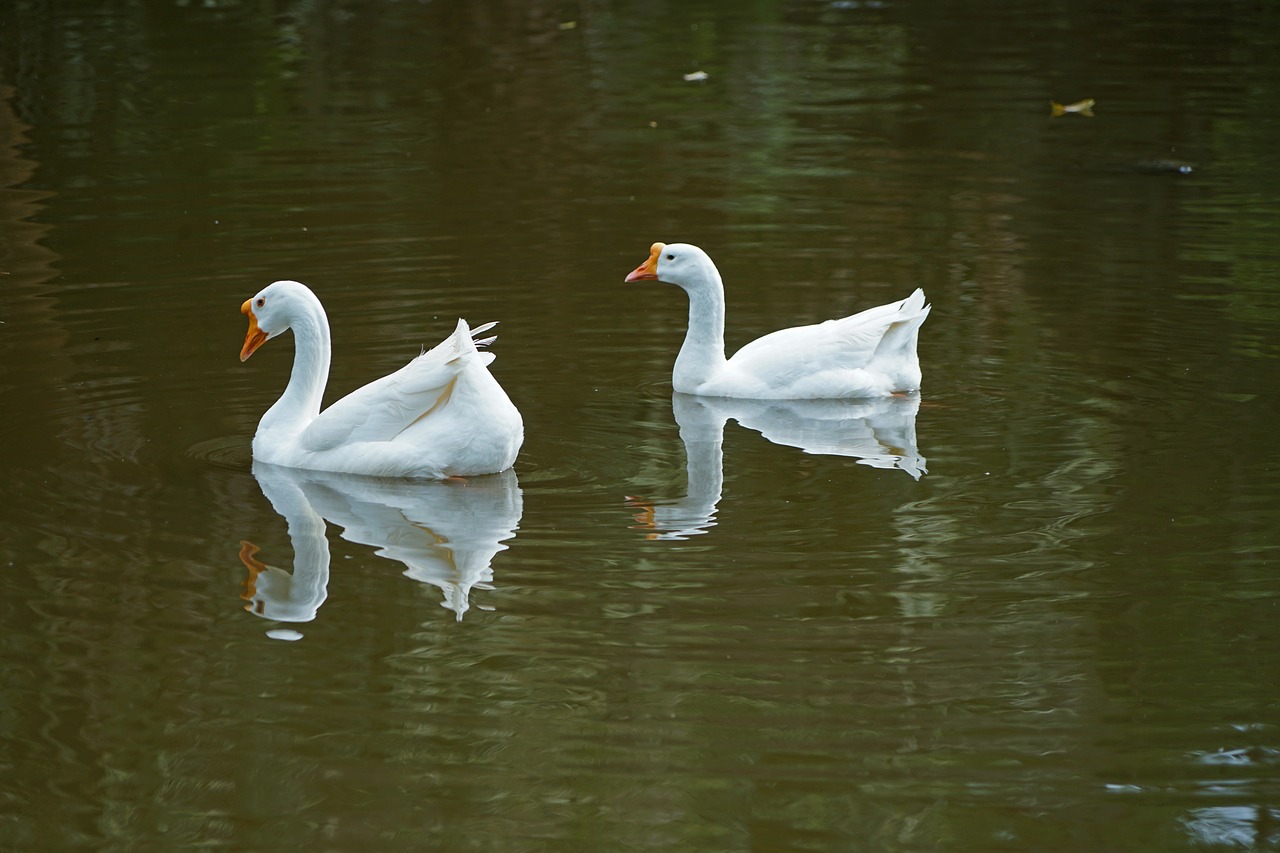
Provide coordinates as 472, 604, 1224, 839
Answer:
625, 242, 930, 399
239, 280, 523, 479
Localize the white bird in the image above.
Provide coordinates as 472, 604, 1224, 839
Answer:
238, 280, 523, 479
625, 242, 930, 399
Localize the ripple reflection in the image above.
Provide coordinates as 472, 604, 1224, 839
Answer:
239, 462, 522, 631
630, 392, 926, 540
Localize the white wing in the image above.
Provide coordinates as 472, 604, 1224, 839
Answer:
730, 289, 927, 381
299, 319, 495, 453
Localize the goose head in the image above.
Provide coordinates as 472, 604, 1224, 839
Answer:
240, 280, 314, 362
624, 242, 718, 291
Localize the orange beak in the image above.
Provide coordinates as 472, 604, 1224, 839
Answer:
240, 299, 268, 362
624, 242, 665, 282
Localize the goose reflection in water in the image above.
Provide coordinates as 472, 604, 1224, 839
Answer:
238, 461, 522, 628
630, 392, 926, 540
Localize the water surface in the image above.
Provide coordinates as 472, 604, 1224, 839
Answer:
2, 1, 1279, 849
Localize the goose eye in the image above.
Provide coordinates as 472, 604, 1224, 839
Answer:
256, 297, 265, 308
666, 254, 675, 261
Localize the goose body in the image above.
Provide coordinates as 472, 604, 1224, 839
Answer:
625, 242, 930, 399
239, 280, 523, 479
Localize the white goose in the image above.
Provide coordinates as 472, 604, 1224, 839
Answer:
238, 280, 523, 479
625, 242, 930, 399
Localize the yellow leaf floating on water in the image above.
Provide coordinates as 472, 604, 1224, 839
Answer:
558, 21, 577, 30
1051, 98, 1095, 117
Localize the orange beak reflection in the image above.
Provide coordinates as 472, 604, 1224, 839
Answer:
624, 242, 665, 282
625, 496, 660, 541
240, 299, 268, 362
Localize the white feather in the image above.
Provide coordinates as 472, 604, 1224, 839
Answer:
629, 243, 929, 399
241, 281, 523, 479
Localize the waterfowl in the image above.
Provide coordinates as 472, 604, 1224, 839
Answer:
625, 242, 930, 399
239, 280, 523, 478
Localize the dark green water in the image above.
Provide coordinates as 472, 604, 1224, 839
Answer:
2, 1, 1278, 849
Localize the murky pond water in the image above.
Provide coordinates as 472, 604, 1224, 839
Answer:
3, 1, 1279, 849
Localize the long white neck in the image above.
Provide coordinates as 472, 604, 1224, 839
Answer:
260, 295, 331, 435
672, 257, 728, 392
